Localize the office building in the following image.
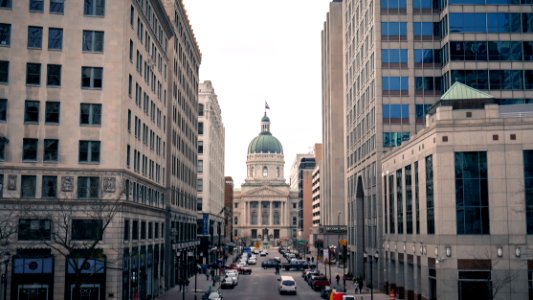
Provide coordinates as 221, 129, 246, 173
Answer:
0, 0, 200, 299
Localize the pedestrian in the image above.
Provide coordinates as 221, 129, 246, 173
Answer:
359, 279, 364, 293
184, 278, 190, 291
311, 256, 315, 263
336, 274, 340, 285
178, 278, 183, 291
354, 278, 360, 294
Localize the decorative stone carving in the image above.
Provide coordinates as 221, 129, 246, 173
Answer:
7, 175, 16, 190
61, 176, 74, 192
103, 177, 116, 193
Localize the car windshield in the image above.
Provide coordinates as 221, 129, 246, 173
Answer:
282, 281, 295, 286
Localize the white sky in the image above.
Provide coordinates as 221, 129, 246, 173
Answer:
182, 0, 332, 187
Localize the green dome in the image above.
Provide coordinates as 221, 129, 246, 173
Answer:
247, 133, 283, 154
261, 115, 270, 122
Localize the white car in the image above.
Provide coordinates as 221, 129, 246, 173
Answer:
248, 257, 257, 265
221, 275, 235, 288
279, 275, 297, 295
225, 270, 238, 285
260, 250, 268, 256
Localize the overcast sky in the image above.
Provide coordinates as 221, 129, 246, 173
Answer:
182, 0, 332, 187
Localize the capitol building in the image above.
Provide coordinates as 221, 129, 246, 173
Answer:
232, 111, 298, 247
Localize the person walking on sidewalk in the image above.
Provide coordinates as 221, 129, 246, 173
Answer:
336, 274, 340, 286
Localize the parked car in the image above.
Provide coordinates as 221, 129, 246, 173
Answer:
220, 276, 235, 288
304, 270, 322, 283
202, 291, 223, 300
260, 250, 268, 256
238, 266, 252, 274
262, 259, 280, 269
278, 275, 297, 295
247, 257, 257, 265
224, 270, 238, 285
311, 276, 330, 291
320, 286, 332, 299
343, 295, 356, 300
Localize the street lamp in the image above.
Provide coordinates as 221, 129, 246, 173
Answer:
364, 250, 379, 300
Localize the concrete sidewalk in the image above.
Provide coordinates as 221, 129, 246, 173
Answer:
155, 273, 219, 300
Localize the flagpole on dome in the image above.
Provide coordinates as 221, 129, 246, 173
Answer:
265, 101, 270, 115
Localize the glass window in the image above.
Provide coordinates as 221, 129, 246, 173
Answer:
0, 60, 7, 82
124, 219, 130, 241
396, 169, 404, 234
81, 67, 103, 89
426, 155, 435, 234
0, 99, 6, 121
415, 77, 442, 92
130, 5, 134, 26
80, 103, 102, 125
27, 26, 43, 48
18, 219, 51, 240
29, 0, 44, 11
413, 0, 440, 9
23, 138, 38, 161
383, 104, 409, 123
0, 23, 10, 46
524, 150, 533, 234
415, 104, 431, 121
48, 28, 63, 50
46, 64, 61, 86
381, 22, 407, 38
50, 0, 64, 13
79, 140, 100, 163
449, 13, 486, 33
383, 132, 410, 147
72, 219, 102, 240
382, 49, 408, 65
524, 13, 533, 33
43, 139, 58, 161
45, 101, 60, 123
455, 152, 489, 234
21, 175, 37, 198
381, 0, 407, 9
84, 0, 105, 16
487, 13, 521, 33
525, 70, 533, 90
382, 76, 408, 94
42, 176, 57, 198
77, 177, 100, 198
413, 22, 438, 38
490, 70, 523, 90
82, 30, 104, 52
26, 63, 41, 85
24, 100, 39, 122
0, 0, 12, 8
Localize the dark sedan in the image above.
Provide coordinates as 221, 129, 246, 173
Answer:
261, 259, 280, 269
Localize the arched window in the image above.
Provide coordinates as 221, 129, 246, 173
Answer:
263, 166, 268, 177
234, 217, 238, 225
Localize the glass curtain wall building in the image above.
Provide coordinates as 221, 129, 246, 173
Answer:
343, 0, 533, 298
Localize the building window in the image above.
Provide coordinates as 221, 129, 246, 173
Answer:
251, 229, 257, 239
47, 28, 63, 50
82, 30, 104, 52
0, 61, 7, 82
130, 5, 134, 26
81, 67, 103, 89
292, 216, 297, 226
0, 175, 3, 197
27, 26, 43, 48
382, 76, 408, 95
43, 139, 59, 162
29, 0, 44, 11
414, 161, 420, 235
21, 175, 37, 198
124, 219, 130, 241
274, 229, 280, 239
414, 49, 441, 67
0, 99, 6, 121
234, 217, 238, 225
381, 22, 407, 40
455, 152, 489, 235
72, 219, 102, 240
381, 0, 406, 9
129, 40, 133, 62
273, 211, 280, 225
458, 269, 491, 300
141, 221, 146, 239
381, 49, 408, 67
396, 169, 404, 234
50, 0, 64, 13
383, 132, 409, 147
413, 22, 439, 39
0, 0, 12, 8
84, 0, 105, 16
24, 100, 39, 123
77, 176, 99, 198
79, 141, 100, 163
405, 165, 413, 234
426, 155, 435, 234
0, 23, 10, 46
251, 211, 257, 225
22, 138, 38, 161
41, 176, 57, 198
80, 103, 102, 125
197, 160, 203, 173
525, 150, 533, 234
198, 122, 204, 134
415, 104, 431, 123
26, 63, 41, 85
46, 64, 61, 86
198, 141, 203, 154
45, 102, 60, 124
132, 220, 138, 240
383, 104, 409, 124
262, 166, 268, 177
197, 178, 203, 192
18, 219, 51, 240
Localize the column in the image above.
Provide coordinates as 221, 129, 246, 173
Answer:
269, 201, 273, 226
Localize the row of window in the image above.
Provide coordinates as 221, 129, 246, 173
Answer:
381, 0, 533, 10
10, 175, 99, 199
18, 218, 103, 241
447, 41, 533, 62
0, 99, 100, 125
0, 61, 102, 88
381, 22, 442, 39
449, 13, 533, 34
12, 0, 105, 16
123, 219, 166, 241
2, 138, 100, 163
0, 24, 103, 53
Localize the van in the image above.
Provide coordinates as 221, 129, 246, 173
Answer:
279, 275, 297, 295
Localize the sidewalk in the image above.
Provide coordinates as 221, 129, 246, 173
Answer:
156, 252, 238, 300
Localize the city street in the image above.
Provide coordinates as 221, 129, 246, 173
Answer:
156, 250, 390, 300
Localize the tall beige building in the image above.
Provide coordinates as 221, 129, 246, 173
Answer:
0, 0, 200, 299
196, 80, 225, 263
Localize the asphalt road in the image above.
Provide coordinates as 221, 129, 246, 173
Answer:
218, 251, 327, 300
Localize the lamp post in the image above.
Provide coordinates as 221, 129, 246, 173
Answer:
364, 250, 379, 300
1, 252, 9, 300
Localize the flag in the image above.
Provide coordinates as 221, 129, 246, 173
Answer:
265, 101, 270, 110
